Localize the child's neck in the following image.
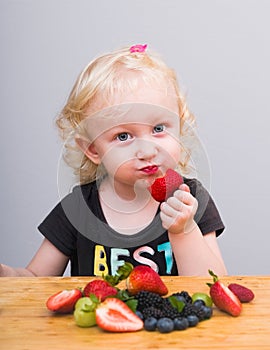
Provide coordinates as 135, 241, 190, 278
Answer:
98, 177, 159, 234
99, 176, 150, 203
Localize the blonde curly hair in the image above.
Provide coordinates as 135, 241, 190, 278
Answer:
56, 45, 196, 184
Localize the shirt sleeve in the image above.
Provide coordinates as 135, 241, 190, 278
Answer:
184, 178, 225, 237
37, 189, 80, 256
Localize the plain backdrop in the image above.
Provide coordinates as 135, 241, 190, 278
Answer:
1, 0, 269, 276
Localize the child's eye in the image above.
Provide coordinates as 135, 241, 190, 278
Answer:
116, 132, 131, 141
153, 124, 165, 133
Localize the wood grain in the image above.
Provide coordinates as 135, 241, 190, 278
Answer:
0, 276, 269, 349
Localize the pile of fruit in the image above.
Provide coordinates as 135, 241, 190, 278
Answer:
46, 263, 255, 333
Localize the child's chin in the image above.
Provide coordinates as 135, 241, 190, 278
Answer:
134, 178, 152, 190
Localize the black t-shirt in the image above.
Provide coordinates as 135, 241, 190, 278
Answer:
38, 178, 225, 276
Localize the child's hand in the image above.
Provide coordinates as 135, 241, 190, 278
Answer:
160, 184, 198, 234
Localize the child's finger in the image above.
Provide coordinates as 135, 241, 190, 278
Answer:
160, 201, 179, 218
159, 210, 179, 230
173, 189, 194, 206
165, 196, 183, 212
179, 183, 190, 193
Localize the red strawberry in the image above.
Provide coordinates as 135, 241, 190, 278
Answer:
207, 270, 242, 317
83, 279, 118, 301
126, 265, 168, 296
148, 168, 183, 202
95, 298, 143, 332
46, 289, 82, 313
228, 283, 255, 303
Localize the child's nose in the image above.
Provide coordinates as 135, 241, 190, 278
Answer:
135, 139, 158, 160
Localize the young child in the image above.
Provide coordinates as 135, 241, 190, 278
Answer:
0, 44, 227, 277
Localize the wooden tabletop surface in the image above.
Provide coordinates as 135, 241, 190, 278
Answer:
0, 275, 269, 349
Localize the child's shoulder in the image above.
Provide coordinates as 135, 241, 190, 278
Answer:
184, 177, 210, 199
64, 181, 98, 204
184, 177, 203, 189
71, 180, 96, 190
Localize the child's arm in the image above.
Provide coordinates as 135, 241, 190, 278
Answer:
0, 238, 69, 277
160, 184, 227, 276
168, 228, 227, 276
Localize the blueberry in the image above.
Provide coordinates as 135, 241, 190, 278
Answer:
187, 315, 199, 327
156, 318, 174, 333
193, 299, 205, 309
144, 317, 157, 331
201, 306, 213, 320
173, 317, 189, 330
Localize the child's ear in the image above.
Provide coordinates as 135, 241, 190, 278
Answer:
75, 135, 101, 165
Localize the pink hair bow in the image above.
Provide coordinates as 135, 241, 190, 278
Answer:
129, 44, 147, 53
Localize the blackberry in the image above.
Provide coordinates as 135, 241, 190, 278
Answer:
142, 306, 164, 320
162, 307, 181, 319
161, 298, 182, 319
181, 304, 196, 317
172, 291, 193, 305
181, 304, 205, 321
193, 307, 205, 321
135, 291, 164, 311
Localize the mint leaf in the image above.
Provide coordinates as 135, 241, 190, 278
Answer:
89, 293, 99, 304
168, 296, 185, 313
125, 299, 138, 313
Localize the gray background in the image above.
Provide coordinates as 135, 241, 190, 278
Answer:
1, 0, 269, 276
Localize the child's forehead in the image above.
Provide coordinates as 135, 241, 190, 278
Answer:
86, 75, 179, 117
83, 103, 179, 141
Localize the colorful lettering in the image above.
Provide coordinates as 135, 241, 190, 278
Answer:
94, 245, 108, 276
133, 246, 158, 272
110, 248, 130, 276
157, 241, 173, 274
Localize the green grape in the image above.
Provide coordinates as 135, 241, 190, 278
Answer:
191, 292, 213, 307
74, 308, 96, 327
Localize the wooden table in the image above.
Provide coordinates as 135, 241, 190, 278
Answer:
0, 276, 269, 349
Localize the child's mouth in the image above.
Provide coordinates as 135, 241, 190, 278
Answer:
140, 165, 159, 175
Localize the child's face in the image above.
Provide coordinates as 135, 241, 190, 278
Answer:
80, 80, 181, 194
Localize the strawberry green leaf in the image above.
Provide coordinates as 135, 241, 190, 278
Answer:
116, 262, 134, 280
208, 269, 219, 283
103, 262, 134, 286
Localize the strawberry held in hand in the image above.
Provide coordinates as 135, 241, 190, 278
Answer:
149, 168, 183, 202
127, 265, 168, 296
207, 270, 242, 317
